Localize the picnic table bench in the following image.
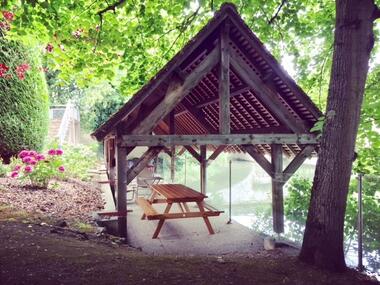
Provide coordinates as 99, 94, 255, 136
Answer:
136, 184, 223, 239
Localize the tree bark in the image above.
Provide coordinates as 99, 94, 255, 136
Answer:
299, 0, 377, 271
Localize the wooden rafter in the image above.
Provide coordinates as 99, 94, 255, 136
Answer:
227, 14, 322, 120
229, 48, 309, 133
180, 99, 217, 134
131, 46, 220, 136
194, 86, 250, 109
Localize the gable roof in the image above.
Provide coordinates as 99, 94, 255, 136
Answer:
92, 3, 322, 156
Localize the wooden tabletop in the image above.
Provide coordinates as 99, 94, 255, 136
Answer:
150, 184, 207, 203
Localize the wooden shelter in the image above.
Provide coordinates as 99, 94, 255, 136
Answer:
92, 3, 322, 238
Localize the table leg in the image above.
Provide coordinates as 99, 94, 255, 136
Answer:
142, 191, 158, 220
178, 203, 185, 213
196, 202, 215, 235
152, 203, 172, 239
183, 202, 190, 212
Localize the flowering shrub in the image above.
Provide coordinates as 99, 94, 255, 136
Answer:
10, 149, 66, 188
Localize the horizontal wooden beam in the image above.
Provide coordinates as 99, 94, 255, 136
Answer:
121, 134, 319, 147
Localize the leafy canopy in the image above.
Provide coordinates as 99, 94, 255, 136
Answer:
1, 0, 379, 174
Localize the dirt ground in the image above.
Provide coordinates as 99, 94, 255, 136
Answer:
0, 177, 104, 223
0, 219, 378, 285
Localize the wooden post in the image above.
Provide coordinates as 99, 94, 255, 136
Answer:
116, 139, 128, 238
219, 20, 230, 134
200, 145, 207, 194
169, 111, 176, 182
271, 144, 284, 234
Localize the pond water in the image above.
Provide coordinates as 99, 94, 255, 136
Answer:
160, 152, 380, 278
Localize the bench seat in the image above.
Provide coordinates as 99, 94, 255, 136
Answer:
136, 197, 162, 220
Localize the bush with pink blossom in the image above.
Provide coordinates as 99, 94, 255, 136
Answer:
10, 149, 66, 188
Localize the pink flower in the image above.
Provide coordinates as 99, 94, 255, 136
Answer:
10, 171, 18, 178
56, 149, 63, 155
0, 63, 9, 78
28, 150, 37, 157
18, 150, 29, 158
15, 63, 30, 80
13, 165, 21, 171
48, 149, 56, 155
45, 43, 54, 53
58, 166, 65, 172
30, 160, 37, 165
2, 11, 14, 22
24, 165, 33, 173
36, 154, 45, 161
72, 28, 83, 38
22, 156, 32, 163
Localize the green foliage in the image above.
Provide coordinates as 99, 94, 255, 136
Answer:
285, 176, 380, 251
285, 177, 312, 222
354, 66, 380, 175
346, 176, 380, 251
1, 1, 379, 174
61, 143, 98, 181
80, 83, 125, 131
0, 38, 49, 163
0, 158, 10, 177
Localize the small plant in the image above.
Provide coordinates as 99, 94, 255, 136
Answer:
0, 158, 9, 177
61, 144, 98, 181
285, 177, 313, 221
10, 149, 66, 188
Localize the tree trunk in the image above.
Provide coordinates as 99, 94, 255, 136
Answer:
299, 0, 378, 271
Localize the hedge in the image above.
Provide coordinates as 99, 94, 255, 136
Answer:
0, 38, 49, 163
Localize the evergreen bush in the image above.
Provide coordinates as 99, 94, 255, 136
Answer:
0, 38, 49, 163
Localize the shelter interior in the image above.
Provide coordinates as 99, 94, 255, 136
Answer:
92, 3, 321, 238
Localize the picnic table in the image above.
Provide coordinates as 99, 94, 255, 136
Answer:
136, 184, 223, 239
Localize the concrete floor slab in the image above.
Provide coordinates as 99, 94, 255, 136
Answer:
126, 202, 266, 256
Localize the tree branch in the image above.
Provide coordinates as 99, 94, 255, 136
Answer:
97, 0, 126, 16
268, 0, 287, 25
93, 0, 126, 53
